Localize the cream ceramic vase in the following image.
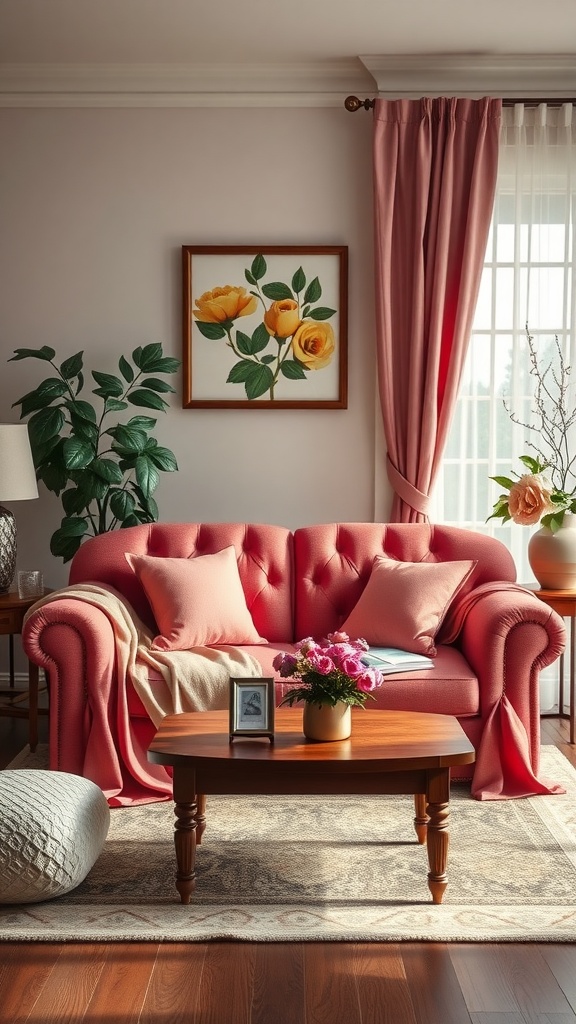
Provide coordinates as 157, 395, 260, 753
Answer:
302, 701, 352, 741
528, 512, 576, 590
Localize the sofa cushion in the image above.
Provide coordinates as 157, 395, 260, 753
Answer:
126, 546, 266, 650
340, 555, 476, 656
367, 645, 480, 717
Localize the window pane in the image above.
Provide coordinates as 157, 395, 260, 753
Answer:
431, 111, 576, 599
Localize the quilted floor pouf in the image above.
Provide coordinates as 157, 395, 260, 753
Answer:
0, 769, 110, 904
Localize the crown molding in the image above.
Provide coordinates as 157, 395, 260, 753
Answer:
0, 60, 375, 108
359, 53, 576, 98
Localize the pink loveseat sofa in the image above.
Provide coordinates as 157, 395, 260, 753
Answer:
23, 521, 565, 804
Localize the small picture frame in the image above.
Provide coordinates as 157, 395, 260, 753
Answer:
229, 678, 275, 742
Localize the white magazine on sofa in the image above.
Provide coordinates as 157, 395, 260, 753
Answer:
362, 647, 434, 674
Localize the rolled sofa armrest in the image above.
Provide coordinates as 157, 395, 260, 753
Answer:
457, 587, 565, 768
22, 597, 118, 777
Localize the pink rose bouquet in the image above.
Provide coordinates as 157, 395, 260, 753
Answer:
273, 631, 383, 709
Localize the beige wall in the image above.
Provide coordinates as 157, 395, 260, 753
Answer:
0, 105, 390, 592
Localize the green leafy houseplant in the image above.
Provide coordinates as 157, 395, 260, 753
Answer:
10, 343, 180, 561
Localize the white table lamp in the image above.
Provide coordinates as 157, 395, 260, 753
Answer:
0, 424, 39, 592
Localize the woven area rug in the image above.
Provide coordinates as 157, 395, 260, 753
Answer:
2, 745, 576, 943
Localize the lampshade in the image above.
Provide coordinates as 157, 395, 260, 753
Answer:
0, 424, 39, 501
0, 424, 39, 592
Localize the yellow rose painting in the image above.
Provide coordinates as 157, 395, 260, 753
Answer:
191, 252, 341, 402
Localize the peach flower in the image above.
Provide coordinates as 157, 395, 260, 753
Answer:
507, 474, 554, 525
292, 321, 335, 369
264, 299, 301, 338
193, 286, 257, 323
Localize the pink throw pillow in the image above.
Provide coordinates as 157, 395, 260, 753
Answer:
340, 556, 476, 657
125, 546, 266, 651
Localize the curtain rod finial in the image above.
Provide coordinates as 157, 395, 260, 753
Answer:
344, 95, 375, 112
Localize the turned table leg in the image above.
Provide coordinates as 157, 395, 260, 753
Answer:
195, 793, 207, 844
172, 768, 198, 905
413, 793, 428, 844
425, 768, 450, 905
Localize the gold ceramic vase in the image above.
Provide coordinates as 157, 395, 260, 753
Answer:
302, 701, 352, 741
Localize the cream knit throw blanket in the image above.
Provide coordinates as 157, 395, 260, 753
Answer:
25, 583, 263, 726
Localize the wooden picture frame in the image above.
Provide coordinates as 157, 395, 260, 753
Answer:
182, 245, 348, 409
229, 678, 275, 741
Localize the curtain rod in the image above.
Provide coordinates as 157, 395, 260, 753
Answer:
344, 95, 575, 111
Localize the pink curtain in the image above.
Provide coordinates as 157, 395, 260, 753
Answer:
373, 96, 502, 521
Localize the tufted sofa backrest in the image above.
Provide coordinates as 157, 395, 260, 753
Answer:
293, 522, 517, 640
69, 522, 294, 642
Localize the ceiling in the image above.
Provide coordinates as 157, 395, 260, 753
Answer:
0, 0, 574, 105
1, 0, 575, 65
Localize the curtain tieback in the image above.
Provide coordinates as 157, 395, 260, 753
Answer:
386, 455, 430, 516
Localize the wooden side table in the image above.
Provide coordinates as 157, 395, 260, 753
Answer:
0, 589, 50, 752
528, 587, 576, 744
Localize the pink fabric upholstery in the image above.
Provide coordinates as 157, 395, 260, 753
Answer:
69, 522, 293, 641
372, 97, 501, 521
23, 521, 566, 804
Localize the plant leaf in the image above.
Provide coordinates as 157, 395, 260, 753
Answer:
236, 331, 255, 356
308, 306, 336, 321
37, 461, 68, 495
251, 322, 270, 354
127, 389, 169, 411
227, 359, 258, 384
49, 531, 84, 563
140, 377, 176, 393
104, 398, 129, 413
245, 364, 274, 400
303, 277, 321, 304
262, 282, 293, 301
127, 415, 157, 430
111, 425, 148, 452
292, 266, 306, 293
91, 371, 124, 397
137, 343, 163, 371
90, 458, 123, 484
141, 357, 180, 374
60, 352, 83, 379
62, 486, 89, 515
27, 406, 65, 445
490, 475, 515, 489
9, 346, 56, 362
63, 438, 94, 470
13, 387, 63, 418
251, 254, 267, 281
109, 489, 136, 520
195, 321, 227, 340
147, 446, 178, 472
65, 400, 97, 423
135, 456, 159, 498
66, 412, 98, 445
281, 359, 307, 380
118, 355, 134, 382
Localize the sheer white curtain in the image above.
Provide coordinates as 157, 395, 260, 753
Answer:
432, 103, 576, 585
431, 103, 576, 711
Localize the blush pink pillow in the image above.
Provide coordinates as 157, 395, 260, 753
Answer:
340, 556, 476, 657
125, 546, 266, 651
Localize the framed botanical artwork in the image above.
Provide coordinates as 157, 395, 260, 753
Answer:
229, 678, 275, 741
182, 245, 348, 408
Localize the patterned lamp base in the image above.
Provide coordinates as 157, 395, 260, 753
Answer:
0, 505, 16, 593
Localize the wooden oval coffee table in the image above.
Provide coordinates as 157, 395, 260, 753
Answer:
147, 707, 475, 906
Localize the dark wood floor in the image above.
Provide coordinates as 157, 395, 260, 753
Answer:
1, 714, 576, 1023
